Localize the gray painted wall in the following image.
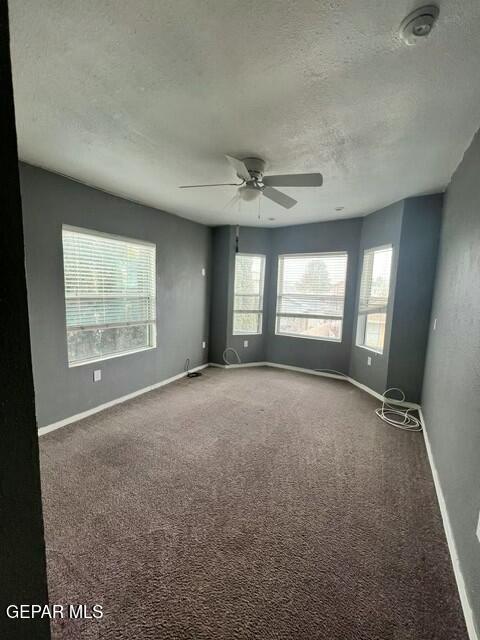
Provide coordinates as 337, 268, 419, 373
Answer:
266, 218, 362, 373
349, 201, 404, 394
22, 160, 442, 428
422, 131, 480, 634
209, 226, 230, 364
20, 163, 211, 428
387, 195, 442, 402
349, 197, 442, 401
210, 226, 271, 364
210, 204, 440, 403
209, 219, 362, 371
228, 227, 271, 364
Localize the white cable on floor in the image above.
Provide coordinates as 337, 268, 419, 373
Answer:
375, 387, 422, 432
223, 347, 241, 366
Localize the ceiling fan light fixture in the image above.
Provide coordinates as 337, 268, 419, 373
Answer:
238, 185, 262, 201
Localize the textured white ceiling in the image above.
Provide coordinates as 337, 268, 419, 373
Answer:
9, 0, 480, 227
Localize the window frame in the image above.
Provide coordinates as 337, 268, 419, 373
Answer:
62, 225, 157, 367
355, 243, 393, 355
275, 251, 348, 342
232, 252, 266, 336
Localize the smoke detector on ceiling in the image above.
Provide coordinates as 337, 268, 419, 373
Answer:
399, 5, 439, 45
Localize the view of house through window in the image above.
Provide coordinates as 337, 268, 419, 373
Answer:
356, 245, 393, 353
276, 252, 348, 340
233, 253, 266, 335
62, 226, 156, 366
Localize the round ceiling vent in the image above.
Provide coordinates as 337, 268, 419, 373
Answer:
399, 5, 439, 45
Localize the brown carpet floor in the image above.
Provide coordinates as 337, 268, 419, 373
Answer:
39, 366, 467, 639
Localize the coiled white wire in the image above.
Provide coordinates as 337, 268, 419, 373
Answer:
375, 387, 422, 431
222, 347, 241, 366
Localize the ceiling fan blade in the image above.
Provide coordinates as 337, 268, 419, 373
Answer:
179, 182, 240, 189
263, 186, 297, 210
262, 173, 323, 188
225, 155, 251, 182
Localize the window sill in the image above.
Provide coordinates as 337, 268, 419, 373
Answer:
68, 344, 156, 368
232, 332, 262, 337
355, 344, 384, 356
275, 331, 342, 343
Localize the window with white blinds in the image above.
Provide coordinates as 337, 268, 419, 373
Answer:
233, 253, 266, 335
276, 252, 348, 341
62, 226, 156, 366
356, 245, 393, 353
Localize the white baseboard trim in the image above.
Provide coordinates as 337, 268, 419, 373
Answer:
209, 361, 268, 369
38, 364, 209, 437
265, 361, 348, 381
212, 360, 419, 409
41, 360, 415, 438
419, 409, 478, 640
347, 375, 420, 409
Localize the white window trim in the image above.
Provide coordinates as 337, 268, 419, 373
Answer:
63, 224, 156, 248
274, 330, 343, 343
275, 251, 348, 342
68, 344, 156, 368
232, 252, 266, 336
62, 225, 157, 367
356, 343, 383, 356
355, 243, 393, 355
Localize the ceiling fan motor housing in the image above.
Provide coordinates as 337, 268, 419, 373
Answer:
241, 157, 266, 182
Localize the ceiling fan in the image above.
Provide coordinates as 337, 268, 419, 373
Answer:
179, 156, 323, 210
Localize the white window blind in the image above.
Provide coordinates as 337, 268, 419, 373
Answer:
356, 245, 393, 353
276, 252, 348, 341
62, 226, 156, 366
233, 253, 265, 335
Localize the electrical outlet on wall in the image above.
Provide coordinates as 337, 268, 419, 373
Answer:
201, 267, 206, 276
93, 369, 101, 382
202, 341, 206, 349
244, 340, 249, 348
367, 356, 372, 366
476, 511, 480, 543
